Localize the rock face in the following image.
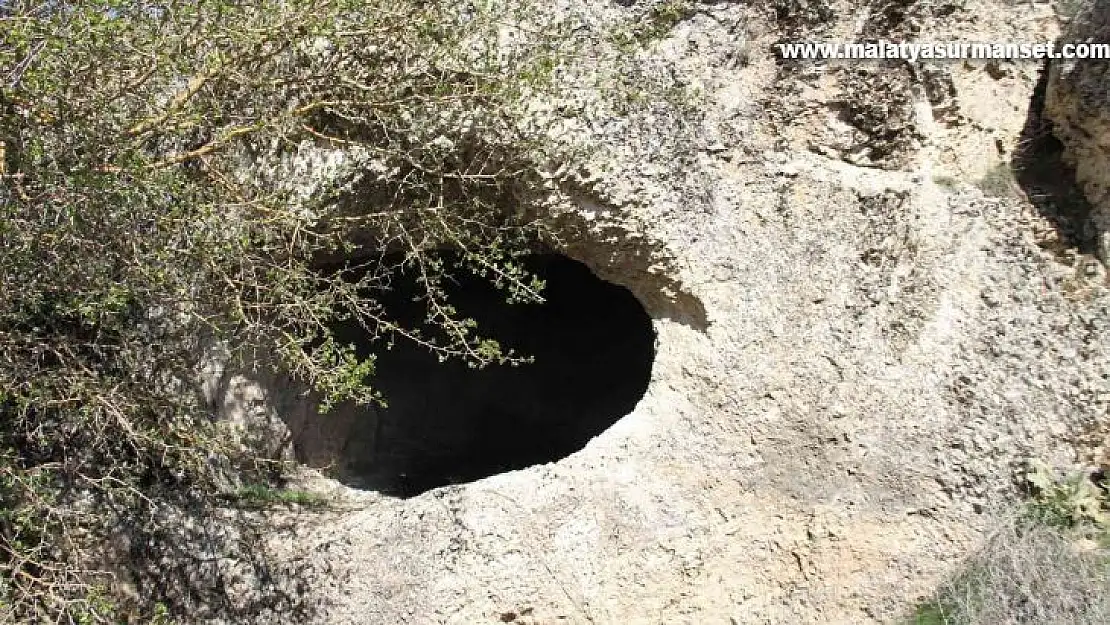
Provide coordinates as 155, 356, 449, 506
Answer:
211, 1, 1110, 623
1046, 0, 1110, 261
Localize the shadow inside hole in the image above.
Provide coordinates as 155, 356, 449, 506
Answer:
1013, 60, 1099, 255
312, 253, 655, 498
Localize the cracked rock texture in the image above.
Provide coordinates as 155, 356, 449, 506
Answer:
1046, 0, 1110, 261
212, 1, 1110, 623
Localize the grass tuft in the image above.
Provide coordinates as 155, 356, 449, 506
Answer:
910, 465, 1110, 624
223, 483, 330, 509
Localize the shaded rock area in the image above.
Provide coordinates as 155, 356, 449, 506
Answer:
315, 254, 655, 497
1046, 0, 1110, 261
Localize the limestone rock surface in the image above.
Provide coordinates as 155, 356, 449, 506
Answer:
1046, 0, 1110, 260
208, 2, 1110, 623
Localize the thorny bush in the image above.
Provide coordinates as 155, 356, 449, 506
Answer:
0, 0, 574, 620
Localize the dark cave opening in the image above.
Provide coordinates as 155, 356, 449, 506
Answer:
1014, 61, 1099, 256
315, 253, 655, 498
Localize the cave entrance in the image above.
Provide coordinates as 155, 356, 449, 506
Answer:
315, 253, 655, 497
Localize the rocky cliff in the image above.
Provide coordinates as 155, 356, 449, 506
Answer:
1047, 0, 1110, 261
210, 1, 1110, 622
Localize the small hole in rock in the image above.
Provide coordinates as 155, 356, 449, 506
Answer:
305, 253, 655, 497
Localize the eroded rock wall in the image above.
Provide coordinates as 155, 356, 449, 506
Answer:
1046, 0, 1110, 260
212, 1, 1110, 623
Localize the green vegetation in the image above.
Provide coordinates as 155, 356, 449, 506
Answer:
0, 0, 577, 620
1024, 460, 1109, 529
909, 463, 1110, 625
975, 162, 1024, 200
932, 175, 959, 190
223, 484, 329, 509
643, 0, 695, 41
611, 0, 695, 49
